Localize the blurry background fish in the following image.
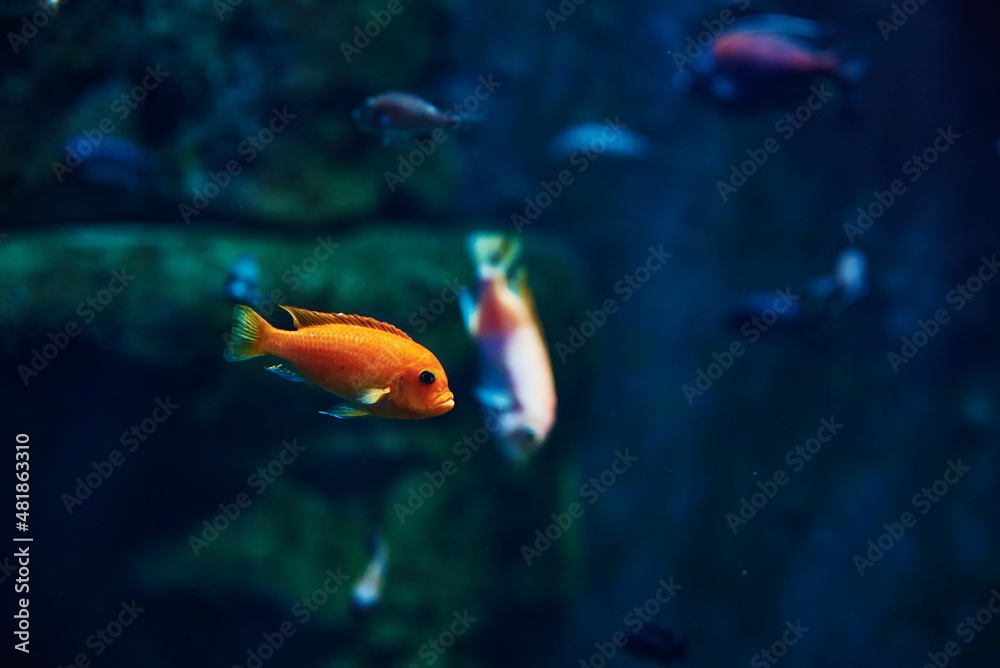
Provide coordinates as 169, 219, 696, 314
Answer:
353, 91, 462, 145
15, 132, 181, 221
726, 247, 870, 335
672, 13, 866, 111
546, 122, 655, 163
351, 535, 389, 615
461, 233, 557, 463
61, 134, 167, 193
223, 252, 263, 306
809, 247, 870, 307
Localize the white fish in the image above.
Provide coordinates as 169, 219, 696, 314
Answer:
461, 234, 557, 463
352, 537, 389, 612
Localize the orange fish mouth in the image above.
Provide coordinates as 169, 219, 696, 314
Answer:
432, 392, 455, 413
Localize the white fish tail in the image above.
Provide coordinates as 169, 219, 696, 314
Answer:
468, 232, 522, 280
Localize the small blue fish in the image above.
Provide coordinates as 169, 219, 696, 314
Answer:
61, 134, 164, 192
546, 121, 654, 162
832, 247, 869, 306
726, 289, 803, 332
224, 252, 263, 305
727, 248, 869, 334
809, 248, 869, 307
352, 536, 389, 613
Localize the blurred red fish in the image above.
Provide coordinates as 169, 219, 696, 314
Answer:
713, 31, 839, 78
673, 14, 864, 111
352, 92, 459, 144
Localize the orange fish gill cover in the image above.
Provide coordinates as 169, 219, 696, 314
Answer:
223, 304, 454, 420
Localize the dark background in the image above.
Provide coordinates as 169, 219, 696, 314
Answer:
2, 0, 999, 667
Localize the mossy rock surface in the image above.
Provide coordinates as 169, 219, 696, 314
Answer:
2, 222, 593, 666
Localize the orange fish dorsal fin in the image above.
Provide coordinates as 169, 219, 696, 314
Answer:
279, 305, 413, 341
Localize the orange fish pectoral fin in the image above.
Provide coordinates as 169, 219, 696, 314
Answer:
224, 305, 272, 361
357, 387, 390, 405
317, 388, 388, 419
279, 305, 413, 341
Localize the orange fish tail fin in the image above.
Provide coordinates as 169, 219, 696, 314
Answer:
224, 305, 271, 361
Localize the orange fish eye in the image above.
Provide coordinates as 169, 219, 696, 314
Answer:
419, 370, 435, 385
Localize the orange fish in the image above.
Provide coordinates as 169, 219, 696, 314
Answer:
224, 305, 454, 419
461, 234, 556, 462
